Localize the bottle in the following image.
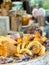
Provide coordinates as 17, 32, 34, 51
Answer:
1, 0, 12, 10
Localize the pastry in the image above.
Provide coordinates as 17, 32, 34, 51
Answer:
38, 45, 46, 56
20, 49, 32, 56
0, 36, 17, 56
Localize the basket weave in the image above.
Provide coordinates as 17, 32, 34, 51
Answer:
1, 51, 49, 65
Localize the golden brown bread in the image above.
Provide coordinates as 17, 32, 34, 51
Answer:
16, 43, 21, 53
32, 46, 40, 54
15, 33, 46, 57
20, 49, 32, 56
22, 34, 30, 49
34, 31, 47, 44
38, 45, 46, 56
15, 53, 22, 57
26, 41, 41, 49
0, 44, 7, 56
0, 36, 17, 56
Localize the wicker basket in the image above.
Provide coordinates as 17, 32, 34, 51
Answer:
1, 51, 49, 65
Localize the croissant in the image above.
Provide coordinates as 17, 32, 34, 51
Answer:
34, 31, 41, 38
38, 45, 46, 56
0, 36, 17, 44
16, 43, 21, 53
21, 42, 26, 49
34, 31, 47, 43
0, 36, 17, 56
0, 44, 7, 56
20, 49, 32, 56
17, 38, 22, 44
26, 41, 41, 49
41, 36, 47, 42
34, 32, 41, 43
32, 46, 40, 54
22, 34, 30, 49
15, 53, 22, 57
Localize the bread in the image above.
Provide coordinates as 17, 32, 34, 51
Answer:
0, 32, 46, 57
20, 49, 32, 56
38, 45, 46, 56
0, 36, 17, 56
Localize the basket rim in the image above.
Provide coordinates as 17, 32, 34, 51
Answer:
1, 51, 49, 65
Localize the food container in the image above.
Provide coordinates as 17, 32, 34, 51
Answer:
1, 51, 49, 65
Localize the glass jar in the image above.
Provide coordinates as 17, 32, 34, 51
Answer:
22, 11, 29, 26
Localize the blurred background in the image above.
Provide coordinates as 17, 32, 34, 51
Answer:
0, 0, 49, 38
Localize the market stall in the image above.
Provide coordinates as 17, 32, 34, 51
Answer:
0, 0, 49, 65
